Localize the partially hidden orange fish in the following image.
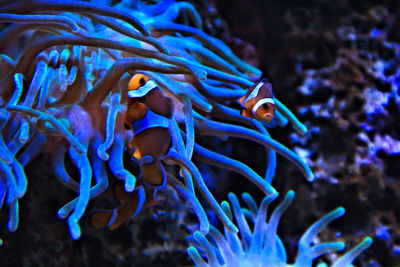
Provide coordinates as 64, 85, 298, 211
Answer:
238, 79, 275, 123
123, 73, 174, 187
89, 182, 159, 230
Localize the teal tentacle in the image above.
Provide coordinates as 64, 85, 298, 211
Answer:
97, 92, 120, 161
195, 117, 314, 181
108, 136, 136, 192
163, 151, 238, 233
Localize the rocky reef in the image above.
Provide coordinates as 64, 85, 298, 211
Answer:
215, 0, 400, 265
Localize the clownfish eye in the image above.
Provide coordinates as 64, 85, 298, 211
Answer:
139, 78, 145, 86
263, 104, 270, 110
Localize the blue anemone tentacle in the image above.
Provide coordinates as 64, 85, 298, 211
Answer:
167, 173, 209, 233
160, 36, 245, 78
8, 199, 19, 232
108, 135, 136, 192
6, 105, 86, 155
195, 117, 314, 181
37, 52, 58, 110
310, 242, 345, 259
146, 72, 212, 112
18, 133, 46, 167
0, 13, 80, 33
52, 144, 80, 192
0, 0, 150, 36
0, 161, 19, 232
274, 98, 307, 135
97, 92, 120, 161
219, 201, 244, 257
149, 22, 261, 77
260, 191, 294, 262
189, 190, 371, 266
83, 13, 169, 54
0, 161, 17, 205
193, 142, 276, 196
241, 192, 259, 218
22, 52, 48, 107
213, 104, 277, 183
58, 49, 70, 93
57, 135, 109, 219
227, 193, 252, 251
153, 2, 202, 29
8, 73, 24, 106
61, 139, 92, 240
168, 117, 194, 192
0, 135, 13, 164
162, 150, 238, 233
183, 96, 195, 161
331, 237, 373, 267
198, 81, 245, 99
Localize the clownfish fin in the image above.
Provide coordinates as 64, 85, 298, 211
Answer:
124, 111, 133, 129
241, 109, 255, 119
141, 159, 166, 188
166, 97, 174, 118
109, 187, 146, 230
89, 209, 117, 230
113, 181, 134, 201
144, 199, 161, 209
238, 96, 245, 105
133, 147, 141, 158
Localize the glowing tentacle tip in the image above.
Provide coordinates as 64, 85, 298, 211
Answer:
187, 246, 207, 267
332, 237, 373, 267
306, 170, 315, 182
297, 123, 308, 135
334, 207, 345, 217
97, 145, 109, 161
7, 200, 19, 232
226, 221, 238, 234
67, 217, 81, 240
124, 176, 136, 192
197, 70, 207, 81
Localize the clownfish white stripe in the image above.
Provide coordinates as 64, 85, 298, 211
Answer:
251, 97, 275, 117
127, 80, 157, 98
243, 81, 265, 104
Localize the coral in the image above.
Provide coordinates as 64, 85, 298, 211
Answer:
188, 191, 372, 267
0, 0, 312, 244
278, 4, 400, 265
216, 1, 399, 265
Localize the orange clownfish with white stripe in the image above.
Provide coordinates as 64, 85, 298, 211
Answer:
123, 73, 174, 188
238, 79, 276, 123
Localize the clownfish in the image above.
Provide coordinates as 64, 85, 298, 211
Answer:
238, 79, 275, 123
89, 182, 158, 230
123, 73, 174, 187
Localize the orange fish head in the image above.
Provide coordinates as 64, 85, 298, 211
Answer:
254, 100, 275, 122
127, 73, 157, 98
128, 73, 151, 91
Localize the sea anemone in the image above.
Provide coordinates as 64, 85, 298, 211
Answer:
0, 0, 311, 242
188, 191, 372, 267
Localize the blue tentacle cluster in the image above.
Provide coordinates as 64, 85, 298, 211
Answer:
188, 191, 372, 266
0, 0, 312, 243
